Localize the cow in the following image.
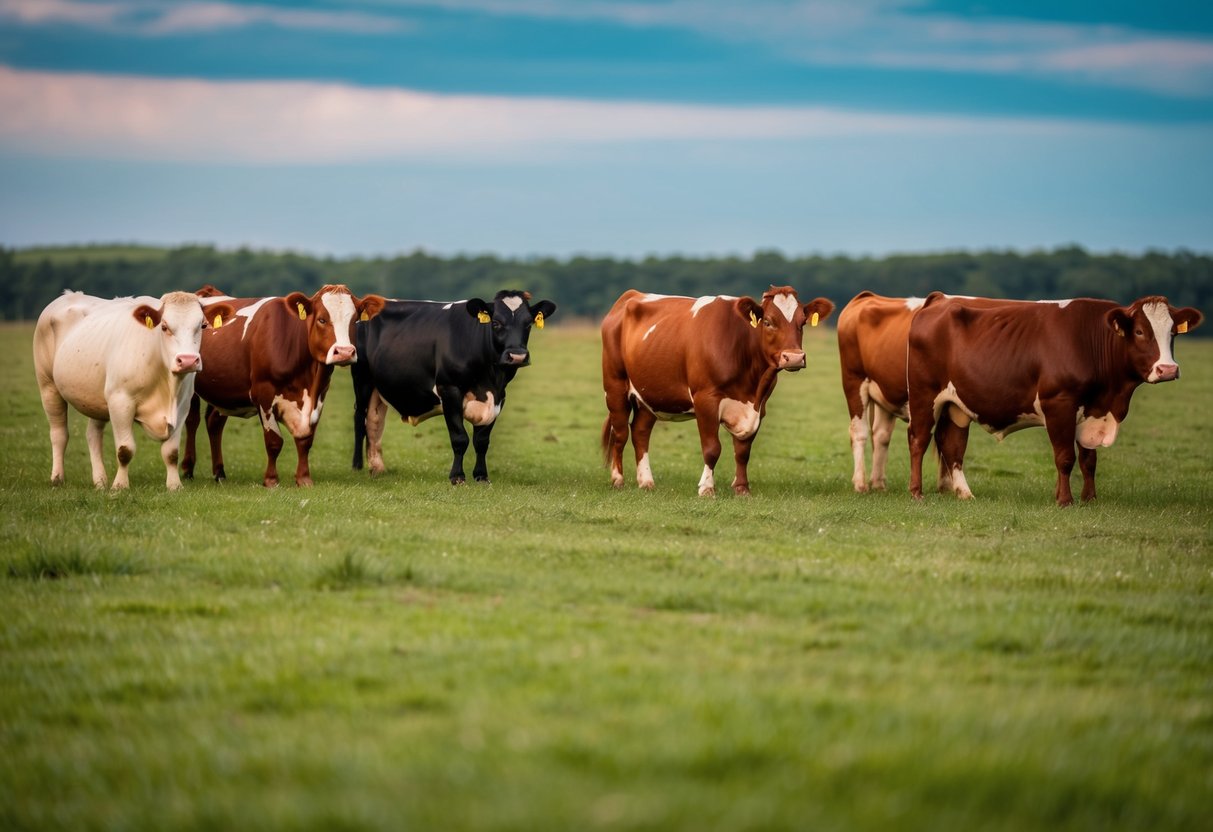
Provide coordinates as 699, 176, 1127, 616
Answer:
601, 286, 835, 496
33, 290, 233, 490
181, 284, 385, 487
838, 291, 1005, 494
351, 290, 557, 485
906, 293, 1203, 506
837, 291, 923, 493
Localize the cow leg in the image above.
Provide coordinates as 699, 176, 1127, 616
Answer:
630, 407, 658, 490
181, 393, 200, 479
1042, 402, 1079, 507
291, 432, 315, 487
86, 417, 108, 490
906, 406, 934, 501
471, 422, 495, 483
161, 429, 184, 491
107, 397, 137, 491
205, 405, 229, 482
439, 389, 470, 485
848, 408, 870, 493
935, 419, 973, 499
603, 392, 632, 489
261, 423, 284, 488
364, 389, 389, 477
869, 405, 897, 492
39, 385, 70, 486
730, 435, 755, 496
1078, 446, 1098, 503
693, 400, 723, 498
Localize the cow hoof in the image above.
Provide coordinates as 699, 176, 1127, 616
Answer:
910, 490, 924, 501
733, 485, 751, 497
263, 478, 279, 489
296, 478, 314, 488
182, 469, 194, 480
853, 483, 868, 494
698, 487, 716, 498
213, 475, 225, 484
475, 477, 491, 485
638, 481, 655, 491
450, 477, 466, 486
51, 475, 64, 487
871, 480, 887, 492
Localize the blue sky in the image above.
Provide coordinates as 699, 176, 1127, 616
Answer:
2, 0, 1212, 258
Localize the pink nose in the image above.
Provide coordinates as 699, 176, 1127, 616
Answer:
174, 354, 201, 373
778, 350, 806, 370
1153, 363, 1179, 382
329, 345, 357, 365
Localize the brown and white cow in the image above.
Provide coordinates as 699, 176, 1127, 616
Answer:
602, 286, 834, 496
181, 284, 385, 487
837, 291, 923, 493
33, 290, 233, 490
838, 291, 1006, 494
906, 293, 1203, 506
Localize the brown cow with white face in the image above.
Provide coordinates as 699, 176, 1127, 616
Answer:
602, 286, 834, 496
181, 284, 385, 487
907, 293, 1203, 506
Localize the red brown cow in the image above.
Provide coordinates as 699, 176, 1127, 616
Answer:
602, 286, 834, 496
907, 293, 1203, 506
181, 285, 385, 487
837, 291, 923, 493
838, 291, 1004, 494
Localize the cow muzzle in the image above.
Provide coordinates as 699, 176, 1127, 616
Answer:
777, 350, 806, 371
1149, 363, 1179, 383
327, 344, 357, 366
173, 353, 202, 374
501, 350, 530, 367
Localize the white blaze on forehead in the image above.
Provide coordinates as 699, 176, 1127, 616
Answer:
1142, 301, 1178, 377
502, 296, 524, 313
772, 293, 798, 323
322, 291, 357, 346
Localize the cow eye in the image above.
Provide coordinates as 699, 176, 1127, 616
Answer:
318, 317, 328, 325
1134, 328, 1144, 338
762, 318, 773, 328
160, 323, 169, 332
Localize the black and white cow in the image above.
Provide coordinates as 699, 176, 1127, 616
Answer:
351, 290, 557, 484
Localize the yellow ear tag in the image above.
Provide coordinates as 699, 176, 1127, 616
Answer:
145, 315, 154, 329
535, 311, 544, 330
811, 311, 820, 327
297, 302, 307, 320
478, 311, 491, 324
212, 314, 223, 329
1178, 321, 1189, 334
360, 311, 369, 322
749, 311, 758, 328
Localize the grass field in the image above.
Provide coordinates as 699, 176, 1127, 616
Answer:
1, 318, 1211, 831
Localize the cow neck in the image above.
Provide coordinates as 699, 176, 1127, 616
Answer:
744, 316, 783, 406
1085, 304, 1143, 417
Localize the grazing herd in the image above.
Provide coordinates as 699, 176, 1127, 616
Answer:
33, 283, 1202, 506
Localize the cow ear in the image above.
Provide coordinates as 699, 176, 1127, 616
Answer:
1105, 307, 1133, 337
530, 299, 557, 329
133, 303, 161, 330
1173, 306, 1203, 335
284, 292, 311, 321
466, 298, 492, 323
195, 284, 226, 298
734, 297, 762, 328
205, 303, 236, 329
356, 294, 386, 322
802, 297, 835, 328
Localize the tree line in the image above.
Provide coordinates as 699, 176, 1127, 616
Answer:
2, 244, 1210, 328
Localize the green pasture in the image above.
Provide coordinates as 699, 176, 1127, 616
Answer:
1, 320, 1210, 831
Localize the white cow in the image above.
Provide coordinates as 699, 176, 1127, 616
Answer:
33, 291, 234, 490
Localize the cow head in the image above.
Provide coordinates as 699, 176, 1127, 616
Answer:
284, 285, 387, 366
1105, 296, 1203, 383
736, 285, 835, 372
133, 292, 235, 375
466, 290, 558, 367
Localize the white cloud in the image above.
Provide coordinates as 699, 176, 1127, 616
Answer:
0, 65, 1100, 165
0, 0, 409, 35
372, 0, 1213, 97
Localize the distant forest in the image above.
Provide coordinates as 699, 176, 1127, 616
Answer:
3, 244, 1210, 328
